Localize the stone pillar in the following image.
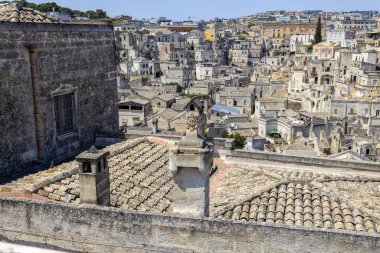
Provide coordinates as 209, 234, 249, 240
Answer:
169, 115, 213, 218
76, 146, 110, 206
27, 44, 44, 163
152, 118, 158, 134
225, 138, 235, 150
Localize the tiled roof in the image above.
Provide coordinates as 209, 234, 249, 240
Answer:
3, 136, 380, 235
157, 108, 184, 121
157, 94, 176, 102
329, 150, 373, 162
216, 182, 378, 233
283, 140, 316, 152
135, 90, 159, 100
0, 2, 56, 23
171, 97, 192, 111
119, 97, 150, 106
36, 141, 174, 213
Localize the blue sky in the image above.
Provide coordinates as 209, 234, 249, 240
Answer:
29, 0, 380, 20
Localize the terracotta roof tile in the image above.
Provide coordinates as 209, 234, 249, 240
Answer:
217, 182, 379, 234
0, 2, 56, 23
35, 141, 173, 214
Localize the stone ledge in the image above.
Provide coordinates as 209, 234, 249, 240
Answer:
228, 150, 380, 172
0, 22, 113, 32
0, 196, 379, 239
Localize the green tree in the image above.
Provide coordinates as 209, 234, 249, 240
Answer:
314, 16, 322, 44
186, 94, 208, 99
19, 0, 27, 7
220, 131, 247, 149
176, 84, 183, 94
230, 133, 247, 149
221, 131, 230, 138
19, 1, 108, 19
36, 2, 58, 12
85, 9, 107, 19
167, 82, 182, 93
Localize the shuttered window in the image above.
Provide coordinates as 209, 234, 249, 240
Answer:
54, 93, 75, 136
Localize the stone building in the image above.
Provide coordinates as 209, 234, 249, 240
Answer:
216, 89, 255, 114
229, 40, 250, 65
336, 20, 377, 31
195, 62, 220, 80
330, 99, 380, 119
254, 98, 288, 118
0, 22, 119, 178
195, 46, 215, 62
261, 22, 325, 43
157, 42, 174, 61
312, 42, 341, 60
161, 65, 191, 87
326, 29, 355, 48
290, 34, 313, 53
350, 61, 380, 98
118, 97, 151, 127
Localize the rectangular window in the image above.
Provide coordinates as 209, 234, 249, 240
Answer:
376, 110, 380, 117
54, 93, 75, 136
83, 162, 91, 173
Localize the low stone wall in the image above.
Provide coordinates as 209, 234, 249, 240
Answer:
126, 127, 154, 135
0, 197, 379, 253
228, 150, 380, 172
125, 133, 183, 141
211, 137, 230, 149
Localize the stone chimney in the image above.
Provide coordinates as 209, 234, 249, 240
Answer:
169, 114, 213, 218
76, 146, 110, 206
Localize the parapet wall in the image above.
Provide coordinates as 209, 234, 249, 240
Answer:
228, 150, 380, 172
0, 197, 379, 253
0, 22, 113, 31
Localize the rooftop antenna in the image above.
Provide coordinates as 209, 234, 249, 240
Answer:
187, 16, 197, 22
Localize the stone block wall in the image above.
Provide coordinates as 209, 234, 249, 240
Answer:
0, 23, 119, 177
0, 197, 379, 253
228, 150, 380, 172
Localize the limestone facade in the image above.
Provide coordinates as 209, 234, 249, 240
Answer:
0, 23, 118, 178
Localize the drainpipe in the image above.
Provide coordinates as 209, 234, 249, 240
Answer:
27, 44, 44, 163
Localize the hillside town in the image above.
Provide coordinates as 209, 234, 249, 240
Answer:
1, 1, 380, 252
115, 10, 380, 161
